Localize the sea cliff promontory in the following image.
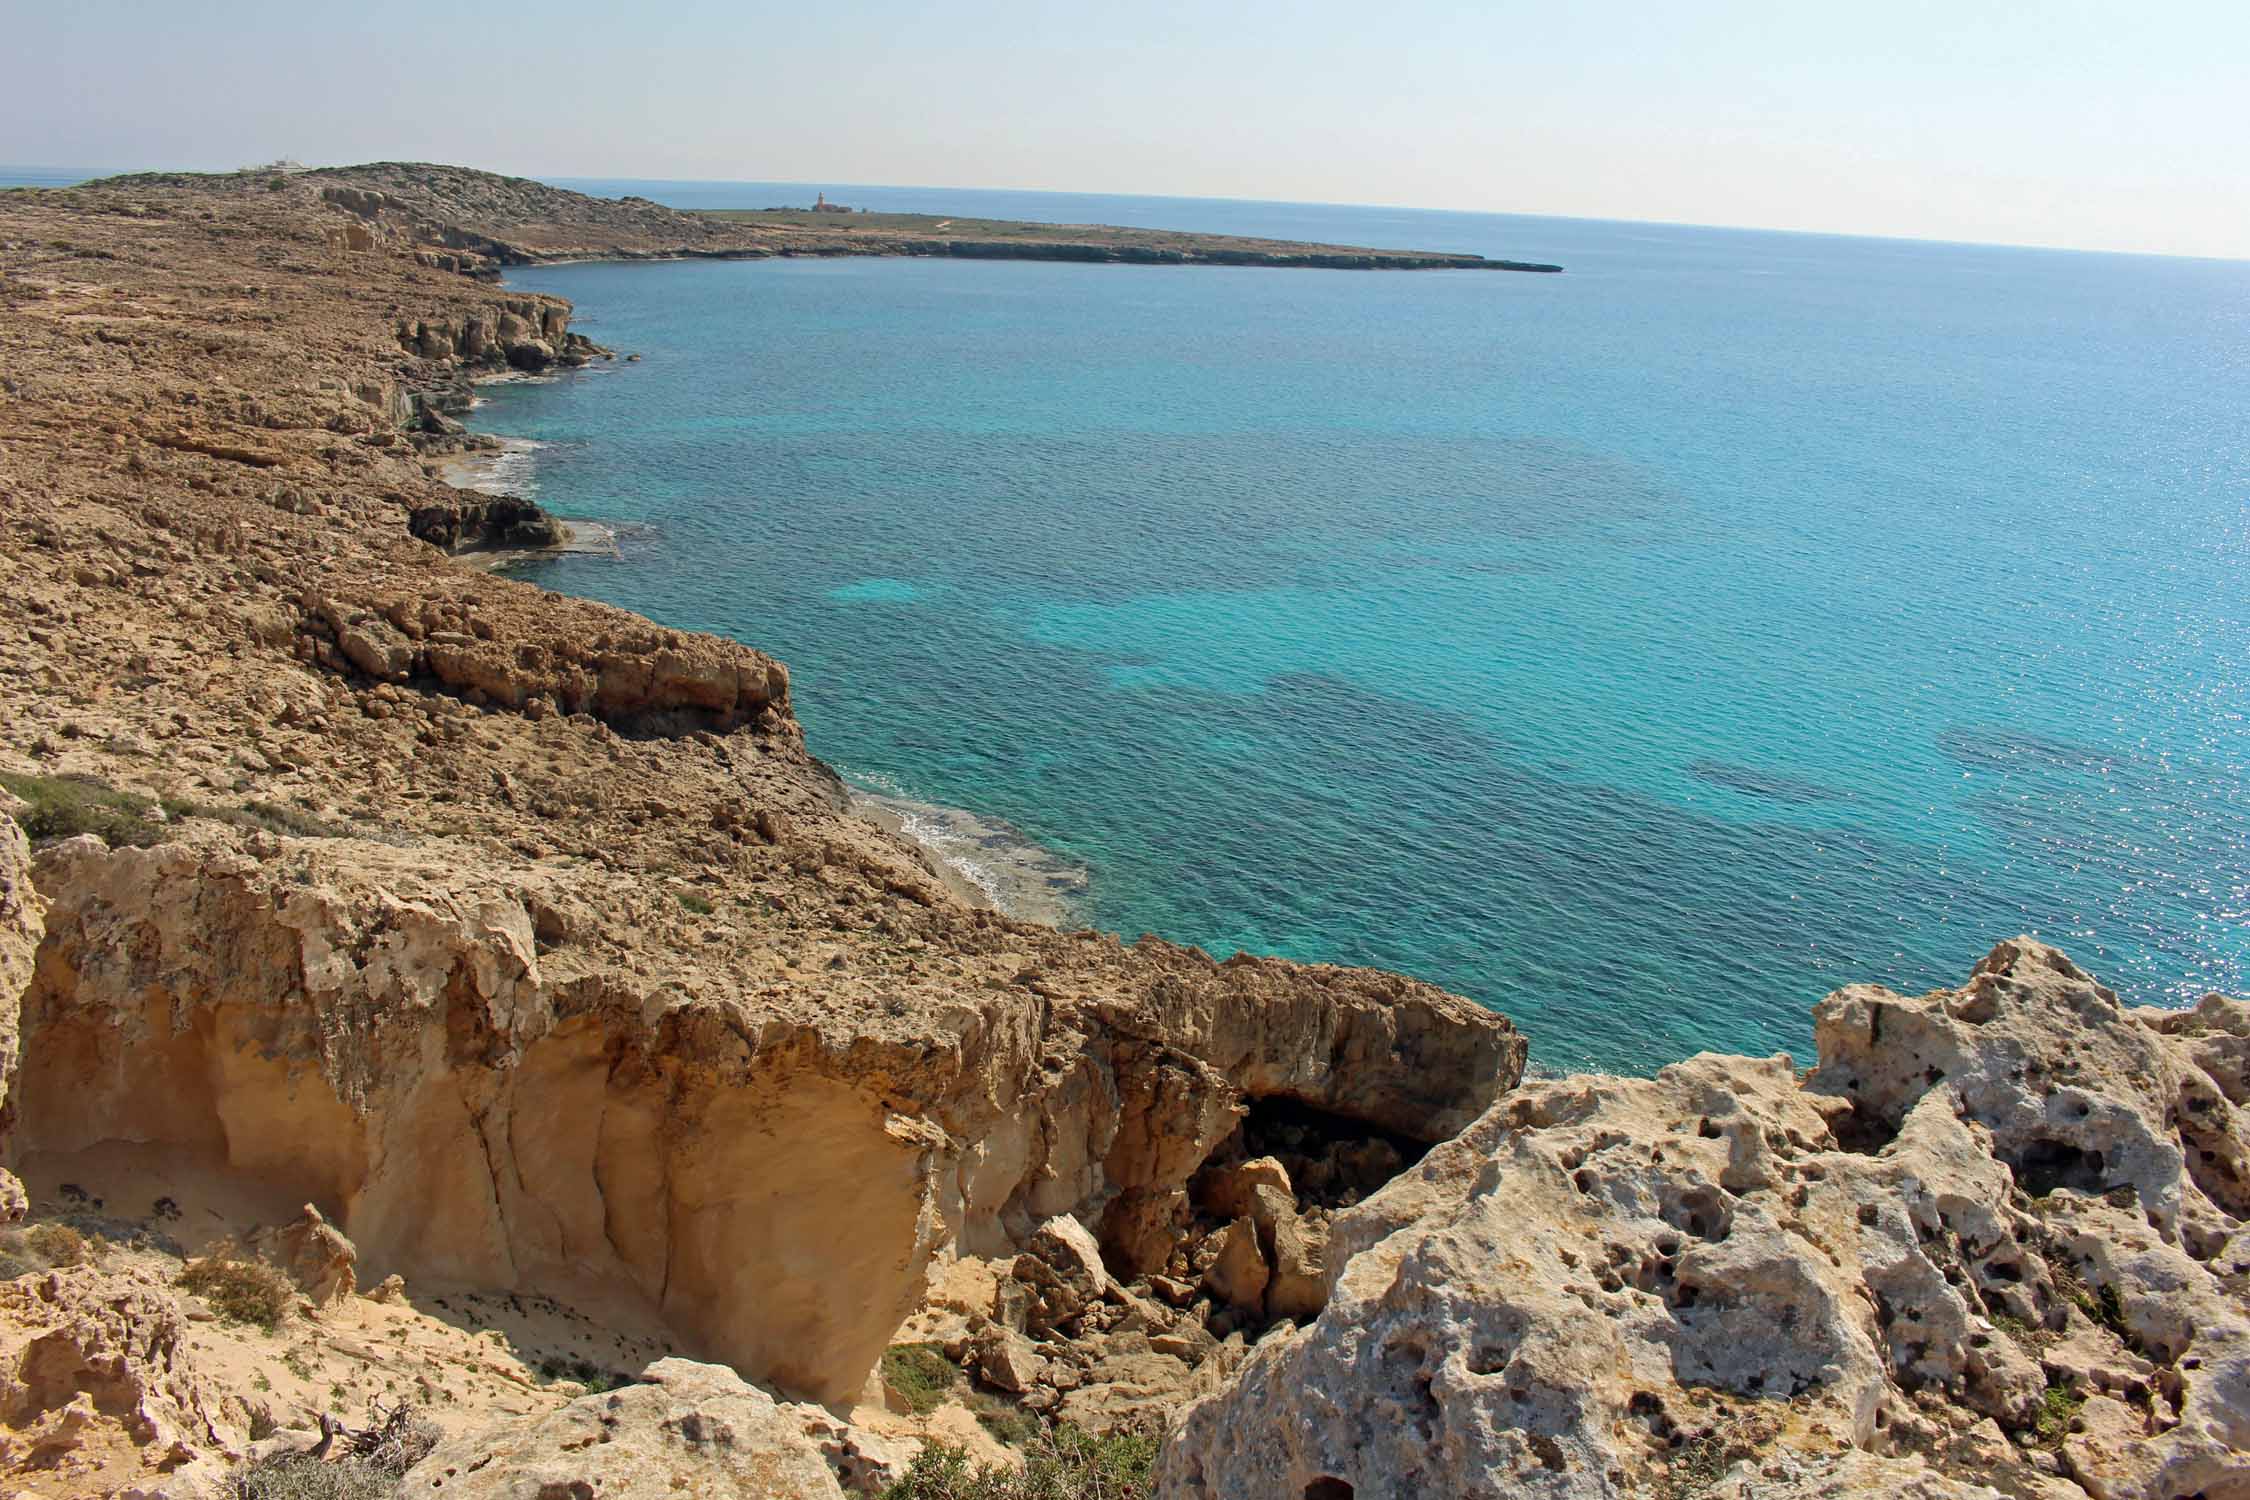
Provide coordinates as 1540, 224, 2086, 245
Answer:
0, 168, 2241, 1499
93, 161, 1566, 274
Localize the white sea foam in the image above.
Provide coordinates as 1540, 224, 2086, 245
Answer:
447, 437, 546, 497
849, 780, 1090, 927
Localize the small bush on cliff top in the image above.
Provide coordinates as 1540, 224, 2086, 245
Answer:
23, 1222, 88, 1266
230, 1455, 397, 1500
967, 1389, 1042, 1450
181, 1255, 296, 1330
536, 1354, 629, 1393
231, 1400, 442, 1500
0, 770, 164, 847
2, 770, 355, 848
170, 797, 352, 840
880, 1427, 1157, 1500
881, 1342, 960, 1415
0, 1220, 101, 1276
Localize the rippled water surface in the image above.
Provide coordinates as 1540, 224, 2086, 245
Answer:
481, 187, 2249, 1073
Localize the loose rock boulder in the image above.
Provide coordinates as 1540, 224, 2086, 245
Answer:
401, 1358, 851, 1499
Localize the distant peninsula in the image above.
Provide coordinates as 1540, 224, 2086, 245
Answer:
693, 205, 1564, 272
81, 161, 1563, 274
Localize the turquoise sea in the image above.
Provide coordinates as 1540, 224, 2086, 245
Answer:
476, 181, 2246, 1075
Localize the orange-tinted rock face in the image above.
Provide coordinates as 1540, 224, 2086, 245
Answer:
0, 810, 40, 1224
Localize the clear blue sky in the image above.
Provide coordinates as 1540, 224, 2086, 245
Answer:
7, 0, 2244, 257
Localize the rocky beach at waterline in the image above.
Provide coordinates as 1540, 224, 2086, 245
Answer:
0, 164, 2243, 1499
851, 785, 1094, 927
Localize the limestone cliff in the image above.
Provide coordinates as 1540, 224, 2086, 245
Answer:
0, 165, 1522, 1485
9, 829, 1512, 1407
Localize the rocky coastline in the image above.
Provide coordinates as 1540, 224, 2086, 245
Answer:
0, 166, 2243, 1500
92, 162, 1565, 275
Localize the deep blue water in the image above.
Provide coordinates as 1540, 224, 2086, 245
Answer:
474, 182, 2247, 1075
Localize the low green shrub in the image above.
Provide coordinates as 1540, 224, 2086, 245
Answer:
181, 1255, 296, 1330
535, 1354, 628, 1393
181, 798, 350, 839
2035, 1378, 2085, 1445
23, 1222, 87, 1266
229, 1455, 396, 1500
0, 771, 163, 846
0, 773, 348, 847
879, 1427, 1157, 1500
0, 1219, 113, 1275
967, 1393, 1042, 1450
880, 1343, 959, 1415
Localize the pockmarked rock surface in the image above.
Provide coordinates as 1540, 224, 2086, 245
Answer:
1160, 941, 2250, 1500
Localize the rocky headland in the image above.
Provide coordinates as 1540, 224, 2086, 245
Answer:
91, 162, 1566, 274
0, 168, 2241, 1498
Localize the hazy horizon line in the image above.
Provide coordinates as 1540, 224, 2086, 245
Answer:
8, 160, 2242, 268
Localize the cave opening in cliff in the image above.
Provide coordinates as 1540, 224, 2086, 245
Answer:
1220, 1094, 1432, 1213
1304, 1479, 1355, 1499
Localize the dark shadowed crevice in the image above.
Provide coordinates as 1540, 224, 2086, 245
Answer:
1234, 1095, 1431, 1210
1830, 1100, 1901, 1155
2014, 1139, 2110, 1197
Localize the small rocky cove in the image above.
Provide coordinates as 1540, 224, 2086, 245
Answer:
0, 167, 2243, 1499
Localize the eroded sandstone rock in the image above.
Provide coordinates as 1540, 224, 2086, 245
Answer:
0, 1266, 247, 1497
0, 806, 40, 1224
300, 588, 798, 736
405, 493, 562, 554
10, 829, 1514, 1410
245, 1203, 358, 1308
0, 168, 1521, 1455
